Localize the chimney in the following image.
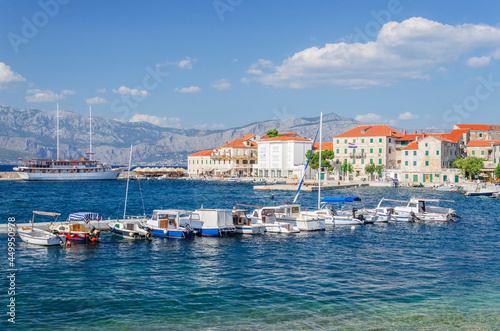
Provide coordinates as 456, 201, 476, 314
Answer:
404, 130, 406, 135
226, 141, 228, 144
414, 130, 417, 134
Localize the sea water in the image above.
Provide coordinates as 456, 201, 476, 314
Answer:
1, 180, 499, 330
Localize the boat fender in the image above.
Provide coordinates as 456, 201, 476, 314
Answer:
129, 232, 134, 237
163, 229, 168, 234
90, 237, 97, 242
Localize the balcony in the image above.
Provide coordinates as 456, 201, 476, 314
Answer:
349, 153, 366, 159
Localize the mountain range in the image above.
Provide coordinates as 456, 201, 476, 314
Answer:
0, 105, 361, 165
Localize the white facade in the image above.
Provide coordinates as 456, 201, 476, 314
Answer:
256, 137, 313, 179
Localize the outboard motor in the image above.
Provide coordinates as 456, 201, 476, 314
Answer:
352, 208, 358, 219
410, 211, 418, 222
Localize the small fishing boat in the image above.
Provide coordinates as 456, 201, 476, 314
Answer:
305, 197, 378, 225
108, 217, 152, 239
143, 210, 196, 238
492, 192, 500, 199
249, 207, 300, 233
182, 209, 236, 237
464, 185, 496, 196
273, 204, 326, 231
17, 211, 67, 246
376, 198, 458, 222
232, 208, 265, 234
434, 184, 460, 192
50, 212, 101, 242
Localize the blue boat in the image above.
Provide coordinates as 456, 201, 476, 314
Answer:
182, 209, 236, 237
143, 210, 196, 239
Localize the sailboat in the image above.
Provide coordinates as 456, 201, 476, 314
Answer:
17, 211, 67, 246
108, 145, 153, 240
15, 105, 123, 180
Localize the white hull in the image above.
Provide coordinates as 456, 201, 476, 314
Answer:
235, 224, 265, 234
293, 219, 326, 231
263, 222, 300, 233
17, 228, 66, 246
18, 169, 122, 181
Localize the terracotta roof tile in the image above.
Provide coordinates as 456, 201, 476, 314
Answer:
260, 136, 311, 142
221, 134, 258, 148
402, 141, 419, 150
313, 142, 333, 151
454, 124, 492, 131
335, 125, 403, 138
467, 140, 500, 147
189, 150, 213, 157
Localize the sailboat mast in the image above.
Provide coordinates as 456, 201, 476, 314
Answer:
318, 112, 322, 210
89, 106, 92, 160
123, 145, 133, 219
56, 103, 60, 161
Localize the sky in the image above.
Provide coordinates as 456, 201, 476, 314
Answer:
1, 0, 500, 133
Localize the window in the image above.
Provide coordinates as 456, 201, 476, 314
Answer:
413, 174, 418, 182
370, 148, 373, 153
479, 133, 483, 138
344, 139, 347, 143
361, 139, 365, 143
344, 149, 347, 154
379, 138, 382, 143
378, 148, 382, 153
405, 174, 409, 179
361, 148, 364, 154
405, 161, 408, 166
405, 151, 408, 156
481, 150, 485, 155
336, 139, 339, 144
370, 138, 373, 143
336, 159, 339, 164
353, 139, 356, 143
336, 149, 339, 154
425, 143, 428, 147
370, 159, 374, 164
197, 160, 199, 164
413, 151, 417, 156
389, 138, 392, 143
378, 159, 382, 164
389, 148, 392, 153
425, 161, 429, 166
413, 161, 417, 166
353, 159, 356, 164
436, 151, 439, 155
425, 151, 429, 156
472, 150, 475, 155
361, 159, 364, 164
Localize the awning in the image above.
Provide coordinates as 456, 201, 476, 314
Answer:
67, 212, 99, 222
321, 197, 361, 203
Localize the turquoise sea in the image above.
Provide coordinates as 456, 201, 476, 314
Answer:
1, 179, 499, 330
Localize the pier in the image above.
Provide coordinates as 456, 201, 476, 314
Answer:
0, 220, 111, 234
253, 182, 371, 191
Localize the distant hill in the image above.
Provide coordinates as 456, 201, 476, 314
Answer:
0, 105, 361, 165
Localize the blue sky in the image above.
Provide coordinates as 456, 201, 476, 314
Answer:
1, 0, 500, 132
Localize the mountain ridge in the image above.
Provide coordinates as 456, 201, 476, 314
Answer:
0, 105, 361, 165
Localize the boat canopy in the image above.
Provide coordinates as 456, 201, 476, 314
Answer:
67, 212, 99, 222
33, 211, 61, 216
321, 197, 361, 203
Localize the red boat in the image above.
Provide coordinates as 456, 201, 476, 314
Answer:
49, 212, 101, 242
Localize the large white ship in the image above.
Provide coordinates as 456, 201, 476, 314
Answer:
15, 158, 123, 181
14, 104, 123, 181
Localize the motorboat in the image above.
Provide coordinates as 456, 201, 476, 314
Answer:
108, 217, 152, 239
305, 197, 379, 226
376, 198, 458, 222
464, 185, 497, 196
232, 208, 265, 234
249, 207, 300, 233
49, 212, 101, 242
434, 184, 460, 192
272, 204, 325, 231
17, 211, 67, 246
181, 209, 236, 237
143, 210, 196, 238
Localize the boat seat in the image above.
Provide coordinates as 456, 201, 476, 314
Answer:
21, 227, 31, 230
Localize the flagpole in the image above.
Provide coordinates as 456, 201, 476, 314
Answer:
318, 112, 322, 210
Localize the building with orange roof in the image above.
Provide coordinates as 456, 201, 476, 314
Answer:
256, 136, 313, 179
188, 134, 260, 177
333, 125, 403, 179
399, 134, 462, 183
466, 140, 500, 171
313, 142, 333, 151
453, 124, 500, 140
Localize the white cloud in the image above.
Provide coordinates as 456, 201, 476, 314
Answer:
356, 113, 398, 127
211, 79, 231, 90
97, 88, 107, 93
129, 114, 181, 128
398, 111, 419, 120
466, 56, 491, 67
356, 113, 382, 123
112, 86, 149, 97
194, 123, 208, 130
174, 86, 201, 93
0, 62, 26, 87
25, 89, 74, 102
178, 57, 197, 69
245, 17, 500, 88
86, 96, 108, 104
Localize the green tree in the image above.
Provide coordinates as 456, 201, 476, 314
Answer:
340, 159, 353, 181
266, 129, 279, 138
365, 163, 376, 180
451, 157, 464, 169
462, 156, 484, 180
375, 165, 385, 178
305, 149, 335, 172
494, 163, 500, 179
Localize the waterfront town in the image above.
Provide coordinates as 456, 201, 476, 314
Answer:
187, 124, 500, 184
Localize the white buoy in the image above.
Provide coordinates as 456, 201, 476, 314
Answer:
351, 226, 355, 231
